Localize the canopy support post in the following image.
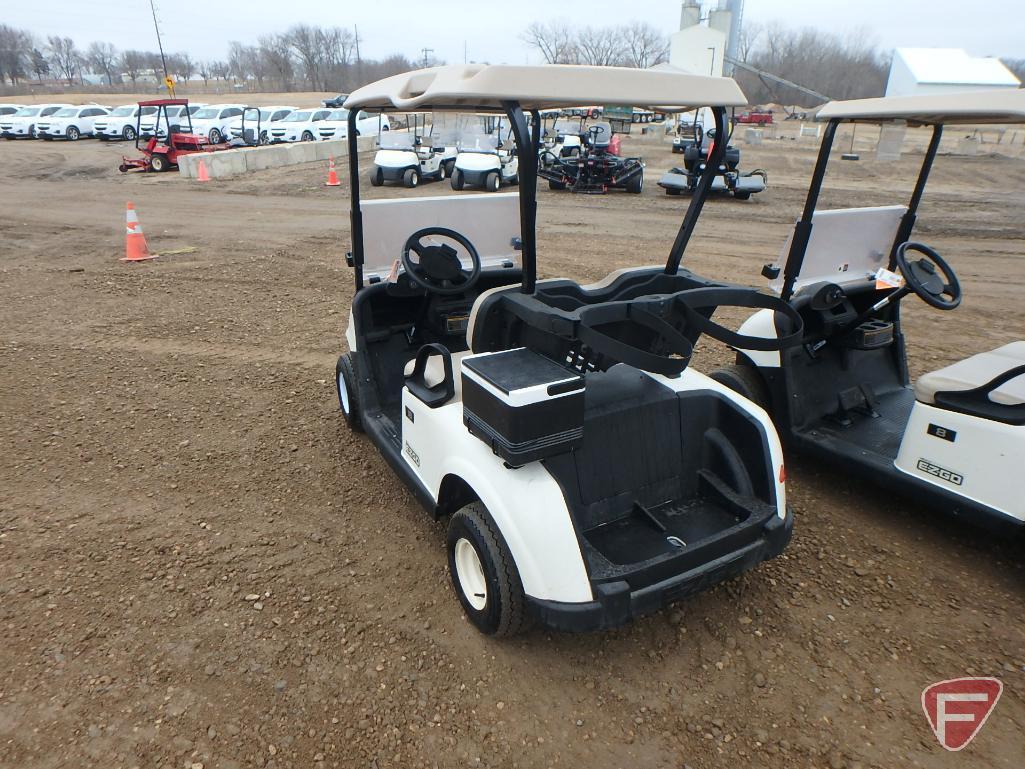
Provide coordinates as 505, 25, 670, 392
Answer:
348, 109, 365, 291
504, 101, 538, 294
889, 124, 943, 268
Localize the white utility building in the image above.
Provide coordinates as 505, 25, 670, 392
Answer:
669, 0, 740, 77
886, 48, 1021, 97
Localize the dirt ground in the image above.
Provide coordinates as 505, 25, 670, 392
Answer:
1, 119, 1024, 769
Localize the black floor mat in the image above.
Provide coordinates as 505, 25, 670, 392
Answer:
806, 387, 916, 461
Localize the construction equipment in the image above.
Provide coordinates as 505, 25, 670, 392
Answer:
118, 99, 230, 173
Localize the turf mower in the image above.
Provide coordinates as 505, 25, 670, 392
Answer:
369, 113, 457, 188
712, 90, 1025, 532
450, 117, 519, 192
118, 98, 229, 173
659, 121, 766, 200
334, 64, 802, 636
538, 121, 643, 194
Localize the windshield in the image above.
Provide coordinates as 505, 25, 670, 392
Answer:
327, 109, 349, 121
553, 119, 580, 135
110, 105, 135, 117
380, 131, 415, 150
54, 108, 77, 118
163, 106, 185, 117
14, 107, 41, 117
193, 107, 218, 119
457, 128, 498, 152
283, 111, 311, 122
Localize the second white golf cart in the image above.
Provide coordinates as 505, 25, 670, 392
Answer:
336, 64, 802, 635
715, 91, 1025, 531
450, 116, 519, 192
369, 113, 457, 188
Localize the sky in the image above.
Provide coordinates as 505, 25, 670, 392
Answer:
5, 0, 1022, 66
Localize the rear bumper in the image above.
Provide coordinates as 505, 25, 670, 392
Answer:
528, 507, 792, 632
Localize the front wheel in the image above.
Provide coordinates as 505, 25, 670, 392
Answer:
209, 128, 222, 144
403, 167, 420, 188
484, 171, 500, 192
625, 171, 643, 194
549, 179, 566, 191
447, 502, 531, 637
709, 363, 769, 411
335, 353, 363, 432
369, 166, 383, 186
149, 154, 169, 173
733, 191, 752, 201
123, 126, 137, 141
259, 130, 269, 145
301, 131, 315, 142
450, 168, 465, 191
67, 126, 80, 141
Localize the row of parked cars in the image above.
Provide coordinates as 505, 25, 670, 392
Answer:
0, 101, 390, 144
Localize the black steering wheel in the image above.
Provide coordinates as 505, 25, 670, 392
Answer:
895, 241, 962, 310
401, 227, 482, 296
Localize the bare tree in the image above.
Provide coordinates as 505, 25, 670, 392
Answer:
620, 22, 669, 68
209, 60, 230, 82
119, 50, 149, 88
259, 34, 294, 90
737, 20, 762, 63
30, 48, 49, 81
171, 52, 194, 83
87, 41, 118, 85
576, 27, 621, 66
286, 24, 323, 89
0, 25, 33, 85
47, 35, 80, 84
319, 26, 356, 89
522, 21, 578, 64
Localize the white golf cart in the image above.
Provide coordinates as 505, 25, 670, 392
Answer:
369, 114, 457, 188
451, 117, 519, 192
540, 115, 585, 165
714, 91, 1025, 531
334, 64, 803, 635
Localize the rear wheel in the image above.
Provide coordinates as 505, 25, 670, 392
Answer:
437, 161, 447, 180
549, 180, 566, 191
484, 171, 500, 192
403, 167, 420, 188
335, 353, 363, 432
625, 171, 643, 194
447, 502, 530, 637
450, 168, 465, 191
67, 126, 80, 141
149, 154, 169, 173
709, 363, 769, 411
443, 159, 455, 178
369, 166, 383, 186
123, 125, 137, 141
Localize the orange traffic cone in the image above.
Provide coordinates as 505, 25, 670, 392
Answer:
121, 202, 157, 262
196, 158, 210, 182
325, 156, 341, 187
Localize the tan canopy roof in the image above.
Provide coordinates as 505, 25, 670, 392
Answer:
818, 89, 1025, 125
344, 64, 747, 113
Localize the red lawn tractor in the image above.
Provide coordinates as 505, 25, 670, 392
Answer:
118, 99, 229, 173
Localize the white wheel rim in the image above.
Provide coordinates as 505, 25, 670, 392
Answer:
454, 538, 487, 611
337, 368, 350, 414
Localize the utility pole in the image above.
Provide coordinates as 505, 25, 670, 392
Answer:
353, 25, 362, 85
148, 0, 173, 96
421, 48, 434, 69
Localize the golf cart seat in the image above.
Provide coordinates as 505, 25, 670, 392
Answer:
587, 122, 613, 150
404, 350, 471, 398
915, 342, 1025, 419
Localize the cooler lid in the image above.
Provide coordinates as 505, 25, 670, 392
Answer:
463, 348, 582, 395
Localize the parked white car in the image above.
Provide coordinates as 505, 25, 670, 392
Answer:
95, 105, 155, 142
188, 104, 247, 144
268, 108, 333, 143
0, 104, 25, 119
316, 108, 390, 141
227, 106, 297, 144
1, 104, 72, 139
39, 105, 111, 141
140, 102, 207, 138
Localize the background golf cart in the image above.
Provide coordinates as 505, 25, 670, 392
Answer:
450, 116, 518, 192
659, 111, 767, 200
538, 120, 642, 194
336, 64, 800, 636
369, 113, 458, 188
715, 90, 1025, 531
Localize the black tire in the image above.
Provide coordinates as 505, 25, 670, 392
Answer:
733, 191, 752, 201
625, 171, 643, 194
403, 167, 420, 188
447, 502, 531, 637
450, 168, 465, 191
508, 174, 518, 185
67, 126, 80, 141
436, 161, 447, 180
549, 180, 566, 191
665, 186, 682, 196
335, 353, 363, 432
443, 159, 455, 178
149, 154, 169, 173
301, 130, 315, 142
123, 125, 137, 141
209, 128, 222, 144
369, 166, 384, 186
709, 363, 769, 411
41, 135, 53, 141
259, 130, 269, 145
484, 171, 500, 192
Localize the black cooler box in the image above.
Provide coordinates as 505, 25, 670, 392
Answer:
461, 348, 585, 466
